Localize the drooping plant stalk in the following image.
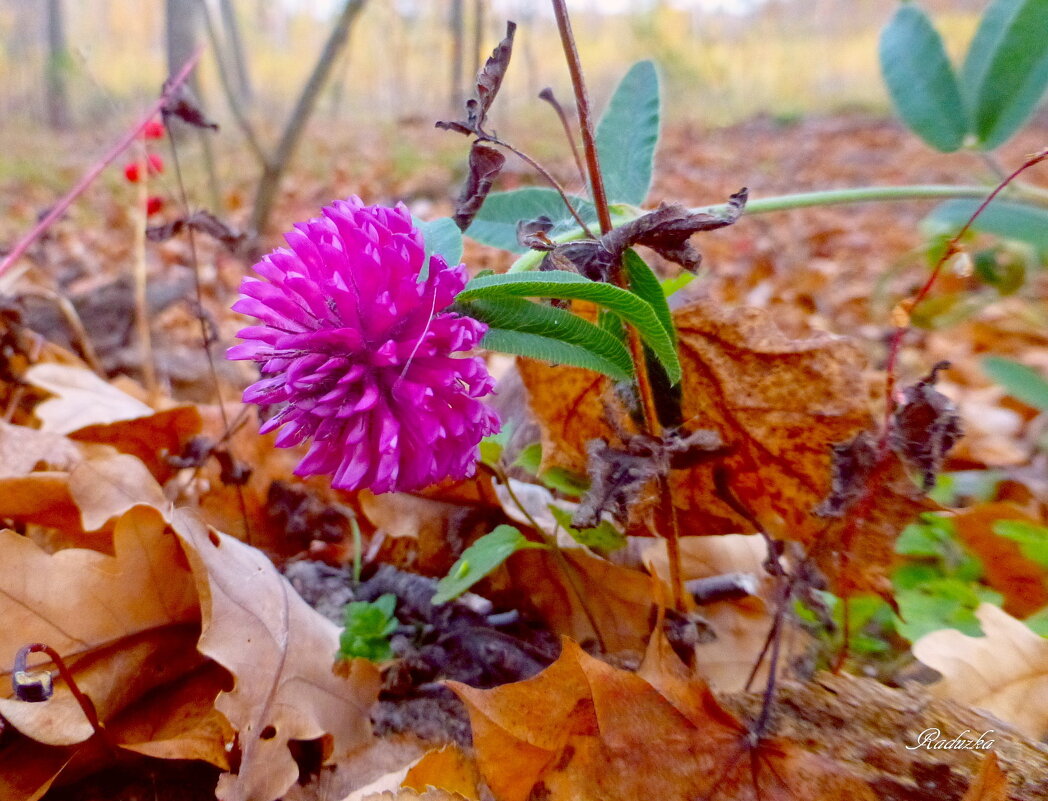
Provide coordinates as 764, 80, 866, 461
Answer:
882, 148, 1048, 428
550, 0, 685, 609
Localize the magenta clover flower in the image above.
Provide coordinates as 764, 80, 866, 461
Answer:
227, 197, 500, 493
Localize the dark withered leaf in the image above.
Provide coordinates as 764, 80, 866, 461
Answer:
436, 21, 516, 137
517, 216, 556, 251
572, 438, 655, 530
453, 143, 507, 231
889, 361, 962, 491
540, 240, 613, 280
146, 210, 247, 253
572, 427, 723, 530
161, 82, 219, 130
601, 189, 748, 272
815, 430, 879, 518
474, 21, 517, 129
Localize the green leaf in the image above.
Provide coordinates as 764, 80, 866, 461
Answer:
961, 0, 1048, 149
993, 519, 1048, 568
479, 427, 511, 468
879, 4, 969, 152
622, 249, 675, 344
596, 60, 661, 205
433, 525, 546, 604
982, 356, 1048, 410
338, 594, 399, 662
893, 579, 996, 641
1025, 605, 1048, 636
924, 199, 1048, 251
415, 217, 463, 278
548, 505, 626, 551
479, 328, 633, 382
457, 297, 635, 380
513, 442, 542, 474
459, 271, 682, 384
465, 188, 596, 253
661, 271, 695, 298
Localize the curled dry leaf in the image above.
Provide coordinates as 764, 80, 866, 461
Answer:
171, 508, 381, 801
24, 363, 154, 434
0, 504, 199, 745
914, 604, 1048, 740
448, 637, 876, 801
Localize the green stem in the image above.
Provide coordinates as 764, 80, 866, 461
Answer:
508, 183, 1029, 272
693, 184, 1009, 216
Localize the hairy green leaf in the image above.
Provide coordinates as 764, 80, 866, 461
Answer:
962, 0, 1048, 149
983, 356, 1048, 410
459, 296, 635, 380
596, 60, 661, 205
924, 199, 1048, 250
433, 525, 546, 604
480, 328, 630, 381
622, 249, 675, 344
459, 270, 682, 384
879, 4, 968, 152
415, 216, 463, 279
465, 188, 596, 253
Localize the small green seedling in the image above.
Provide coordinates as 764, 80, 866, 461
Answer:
338, 593, 399, 662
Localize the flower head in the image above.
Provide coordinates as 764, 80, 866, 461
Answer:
228, 197, 500, 493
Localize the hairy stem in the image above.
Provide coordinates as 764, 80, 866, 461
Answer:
551, 0, 684, 609
550, 0, 612, 234
507, 183, 1025, 273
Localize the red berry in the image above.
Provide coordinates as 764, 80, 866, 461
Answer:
143, 119, 165, 140
146, 196, 164, 216
123, 162, 141, 183
147, 153, 164, 174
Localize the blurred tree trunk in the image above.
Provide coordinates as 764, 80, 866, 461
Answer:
472, 0, 485, 78
218, 0, 253, 105
45, 0, 71, 130
248, 0, 369, 237
449, 0, 464, 110
166, 0, 201, 93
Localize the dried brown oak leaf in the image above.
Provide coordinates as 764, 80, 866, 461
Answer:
449, 637, 876, 801
914, 604, 1048, 741
0, 503, 200, 746
171, 508, 381, 801
520, 300, 926, 595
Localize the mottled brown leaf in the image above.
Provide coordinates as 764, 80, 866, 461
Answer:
453, 143, 506, 231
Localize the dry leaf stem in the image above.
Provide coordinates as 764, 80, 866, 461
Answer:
552, 0, 685, 609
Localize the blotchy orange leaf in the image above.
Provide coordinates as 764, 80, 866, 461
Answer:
520, 300, 932, 596
950, 503, 1048, 617
449, 638, 876, 801
914, 604, 1048, 740
171, 508, 381, 801
506, 546, 661, 654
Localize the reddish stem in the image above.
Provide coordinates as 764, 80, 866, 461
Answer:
881, 148, 1048, 431
13, 643, 108, 745
0, 47, 204, 280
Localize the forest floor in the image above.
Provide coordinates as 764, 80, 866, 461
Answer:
0, 111, 1046, 800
